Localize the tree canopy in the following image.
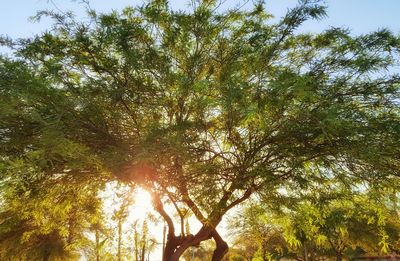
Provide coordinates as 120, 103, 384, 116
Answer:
1, 0, 400, 260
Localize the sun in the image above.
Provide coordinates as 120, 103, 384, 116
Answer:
134, 188, 152, 207
132, 188, 152, 220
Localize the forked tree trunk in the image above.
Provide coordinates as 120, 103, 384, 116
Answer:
162, 226, 229, 261
163, 234, 179, 261
149, 182, 250, 261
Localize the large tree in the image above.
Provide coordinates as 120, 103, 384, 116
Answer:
1, 0, 400, 260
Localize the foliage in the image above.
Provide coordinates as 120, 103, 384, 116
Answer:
228, 188, 400, 261
1, 0, 400, 260
228, 204, 289, 261
0, 161, 103, 260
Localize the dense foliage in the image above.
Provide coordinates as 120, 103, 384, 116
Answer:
228, 187, 400, 261
1, 0, 399, 260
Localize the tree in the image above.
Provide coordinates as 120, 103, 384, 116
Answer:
228, 204, 289, 261
1, 0, 400, 260
281, 198, 393, 261
263, 183, 400, 261
87, 220, 108, 261
112, 190, 133, 261
0, 159, 103, 261
229, 188, 400, 261
132, 220, 156, 261
0, 56, 108, 260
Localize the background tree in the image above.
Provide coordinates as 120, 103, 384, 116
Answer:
227, 185, 400, 261
111, 189, 133, 261
0, 56, 108, 260
132, 219, 157, 261
228, 204, 289, 261
1, 0, 400, 260
0, 160, 103, 261
280, 192, 400, 260
86, 220, 109, 261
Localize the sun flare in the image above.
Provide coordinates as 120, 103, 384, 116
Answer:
133, 188, 152, 209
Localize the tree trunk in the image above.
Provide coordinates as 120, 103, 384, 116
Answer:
42, 249, 50, 261
336, 252, 343, 261
162, 226, 228, 261
117, 219, 122, 261
141, 241, 146, 261
152, 190, 235, 261
211, 240, 228, 261
262, 241, 268, 261
211, 230, 229, 261
95, 229, 100, 261
134, 222, 139, 261
162, 222, 166, 260
304, 243, 308, 261
163, 234, 181, 261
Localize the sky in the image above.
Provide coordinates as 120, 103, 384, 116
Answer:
1, 0, 399, 260
0, 0, 400, 43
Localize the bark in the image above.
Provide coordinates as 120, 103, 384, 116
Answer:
152, 180, 255, 261
162, 222, 166, 259
169, 226, 213, 260
95, 229, 100, 261
211, 230, 229, 261
134, 229, 139, 261
153, 194, 182, 261
161, 226, 229, 261
167, 192, 185, 236
141, 241, 146, 261
42, 250, 50, 261
304, 243, 308, 261
155, 191, 251, 261
335, 253, 342, 261
117, 219, 122, 261
163, 234, 180, 261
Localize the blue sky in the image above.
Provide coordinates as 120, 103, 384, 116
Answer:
1, 0, 400, 42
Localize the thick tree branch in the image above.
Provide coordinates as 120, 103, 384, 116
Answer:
152, 193, 175, 238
